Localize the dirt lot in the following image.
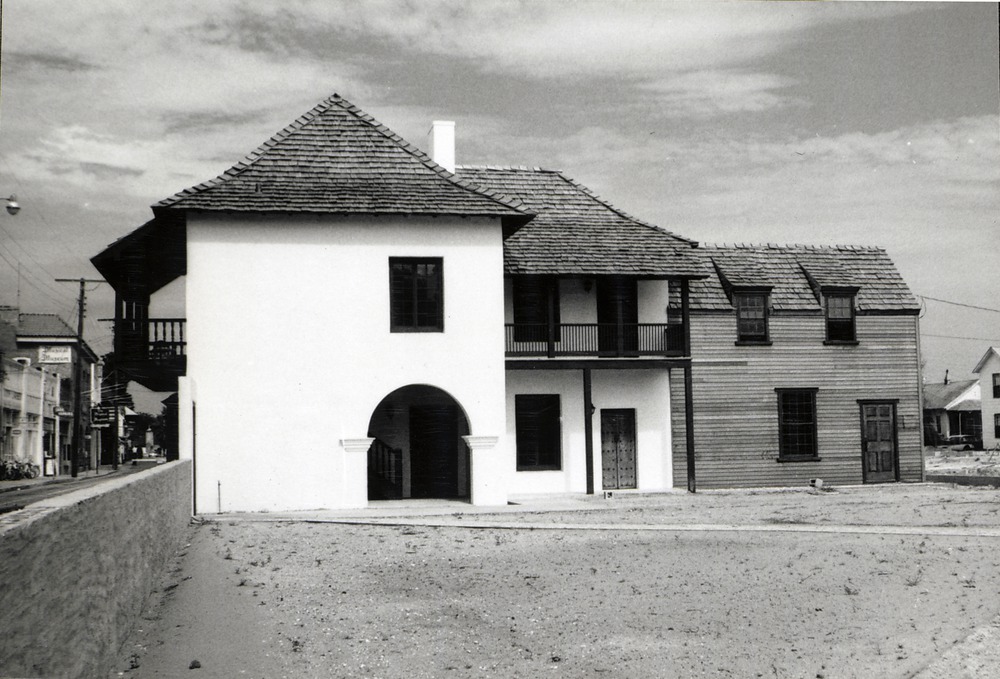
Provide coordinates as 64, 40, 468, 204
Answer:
925, 447, 1000, 479
111, 484, 1000, 679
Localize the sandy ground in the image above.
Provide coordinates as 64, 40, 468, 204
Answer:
924, 448, 1000, 478
110, 484, 1000, 679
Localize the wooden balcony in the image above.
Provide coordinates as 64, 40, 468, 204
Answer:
114, 318, 186, 392
505, 323, 686, 358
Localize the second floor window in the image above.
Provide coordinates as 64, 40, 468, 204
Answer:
389, 257, 443, 332
825, 293, 856, 343
993, 373, 1000, 399
735, 292, 769, 343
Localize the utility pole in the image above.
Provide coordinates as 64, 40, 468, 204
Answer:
57, 278, 105, 477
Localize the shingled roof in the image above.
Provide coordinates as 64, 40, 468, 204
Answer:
689, 244, 920, 313
154, 94, 530, 221
15, 313, 77, 338
922, 379, 979, 411
455, 166, 705, 277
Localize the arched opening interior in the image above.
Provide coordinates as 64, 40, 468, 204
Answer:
367, 385, 471, 501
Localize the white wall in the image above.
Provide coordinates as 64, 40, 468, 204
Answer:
980, 353, 1000, 450
504, 368, 673, 496
186, 213, 507, 512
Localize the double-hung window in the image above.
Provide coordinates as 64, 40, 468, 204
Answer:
824, 293, 856, 343
389, 257, 443, 332
995, 413, 1000, 440
776, 388, 819, 460
992, 373, 1000, 399
515, 394, 562, 470
734, 291, 770, 344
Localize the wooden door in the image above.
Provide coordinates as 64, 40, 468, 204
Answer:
409, 405, 460, 498
597, 278, 638, 355
861, 402, 897, 483
601, 409, 637, 489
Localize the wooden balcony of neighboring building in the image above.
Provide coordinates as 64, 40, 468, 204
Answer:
113, 318, 186, 392
505, 322, 687, 359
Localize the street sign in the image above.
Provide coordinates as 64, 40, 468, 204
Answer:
91, 406, 113, 427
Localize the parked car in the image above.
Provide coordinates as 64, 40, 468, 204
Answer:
944, 434, 982, 451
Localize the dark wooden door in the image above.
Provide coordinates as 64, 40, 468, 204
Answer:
410, 405, 460, 498
601, 409, 637, 489
861, 403, 897, 483
597, 278, 638, 355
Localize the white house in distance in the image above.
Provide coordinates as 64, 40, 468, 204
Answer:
973, 347, 1000, 450
92, 93, 923, 512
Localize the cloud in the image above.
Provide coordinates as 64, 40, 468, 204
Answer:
8, 126, 198, 198
641, 70, 804, 117
6, 51, 98, 73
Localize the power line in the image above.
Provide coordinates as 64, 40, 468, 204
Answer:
919, 295, 1000, 314
922, 333, 1000, 342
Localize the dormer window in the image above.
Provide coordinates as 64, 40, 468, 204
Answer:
734, 291, 770, 344
824, 292, 856, 343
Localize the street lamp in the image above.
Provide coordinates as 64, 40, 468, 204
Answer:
5, 195, 19, 215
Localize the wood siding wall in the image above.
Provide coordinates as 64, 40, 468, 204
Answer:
672, 312, 923, 488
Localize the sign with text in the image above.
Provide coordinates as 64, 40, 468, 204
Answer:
91, 406, 114, 427
38, 346, 72, 364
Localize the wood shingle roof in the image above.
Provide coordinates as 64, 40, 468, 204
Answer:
455, 166, 705, 277
155, 94, 530, 220
689, 244, 920, 313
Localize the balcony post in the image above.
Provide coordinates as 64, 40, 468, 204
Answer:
547, 283, 556, 358
583, 368, 594, 495
681, 279, 691, 358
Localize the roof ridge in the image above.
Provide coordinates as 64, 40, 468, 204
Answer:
458, 164, 561, 173
700, 242, 887, 252
551, 170, 698, 246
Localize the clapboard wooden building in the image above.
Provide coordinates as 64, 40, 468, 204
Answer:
671, 244, 923, 488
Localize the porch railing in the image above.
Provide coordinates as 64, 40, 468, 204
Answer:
505, 323, 685, 358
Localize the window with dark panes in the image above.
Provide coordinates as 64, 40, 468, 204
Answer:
825, 294, 855, 343
515, 394, 561, 470
389, 257, 443, 332
735, 292, 769, 343
777, 389, 819, 459
992, 373, 1000, 399
512, 276, 559, 342
995, 413, 1000, 440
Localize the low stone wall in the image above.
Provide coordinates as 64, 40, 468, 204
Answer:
0, 461, 192, 679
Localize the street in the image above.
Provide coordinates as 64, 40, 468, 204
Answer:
0, 460, 161, 514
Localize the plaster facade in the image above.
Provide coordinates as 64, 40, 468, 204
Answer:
183, 213, 507, 511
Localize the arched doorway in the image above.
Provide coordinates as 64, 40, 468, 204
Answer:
367, 385, 471, 501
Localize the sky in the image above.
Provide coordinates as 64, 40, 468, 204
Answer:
0, 1, 997, 411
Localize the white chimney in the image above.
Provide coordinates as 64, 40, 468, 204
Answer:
429, 120, 455, 173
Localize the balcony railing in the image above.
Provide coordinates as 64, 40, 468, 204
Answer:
117, 318, 186, 364
147, 318, 186, 363
505, 323, 686, 358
